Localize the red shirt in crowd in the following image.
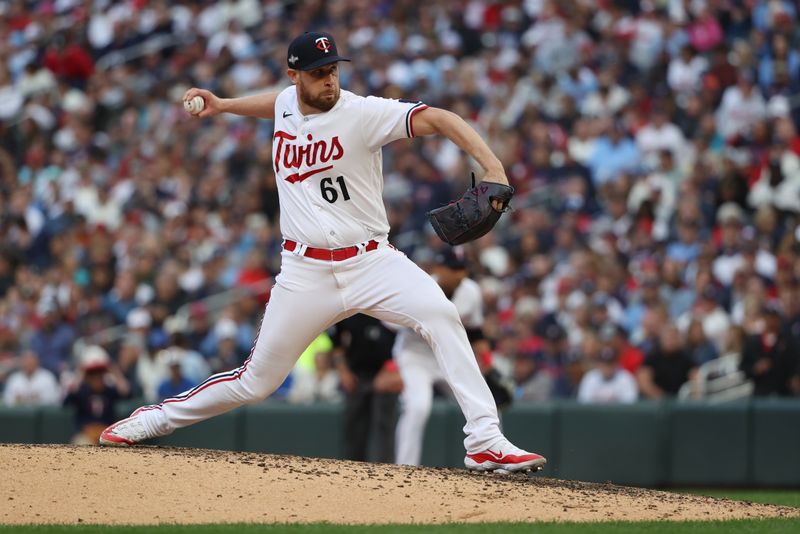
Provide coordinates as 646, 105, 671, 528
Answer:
619, 343, 645, 374
43, 44, 94, 81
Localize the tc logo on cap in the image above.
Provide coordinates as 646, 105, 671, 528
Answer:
315, 37, 331, 53
287, 32, 350, 71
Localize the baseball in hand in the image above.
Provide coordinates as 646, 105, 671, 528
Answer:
184, 95, 205, 114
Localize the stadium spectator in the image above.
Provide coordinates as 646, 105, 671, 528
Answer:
2, 350, 61, 406
687, 7, 724, 53
161, 316, 211, 385
203, 317, 243, 373
41, 31, 94, 88
685, 319, 719, 366
586, 121, 640, 186
157, 351, 197, 401
516, 322, 570, 401
185, 302, 213, 352
677, 285, 731, 354
126, 308, 166, 402
747, 144, 800, 214
577, 346, 638, 404
622, 276, 664, 337
712, 203, 748, 286
283, 332, 335, 403
635, 109, 687, 168
74, 289, 117, 339
660, 258, 696, 321
286, 347, 341, 405
740, 304, 798, 396
102, 270, 139, 325
638, 325, 697, 399
29, 299, 74, 376
666, 216, 703, 266
149, 267, 188, 331
715, 70, 767, 142
1, 0, 799, 406
117, 332, 146, 399
63, 346, 129, 444
668, 45, 708, 95
600, 323, 644, 375
758, 33, 800, 91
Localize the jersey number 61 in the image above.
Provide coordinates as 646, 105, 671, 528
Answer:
321, 176, 351, 204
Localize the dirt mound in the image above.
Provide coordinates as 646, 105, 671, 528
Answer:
1, 444, 797, 525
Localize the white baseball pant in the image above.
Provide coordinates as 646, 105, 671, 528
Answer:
140, 245, 503, 454
394, 347, 445, 465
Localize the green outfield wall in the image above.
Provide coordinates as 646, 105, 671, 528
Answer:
3, 399, 798, 488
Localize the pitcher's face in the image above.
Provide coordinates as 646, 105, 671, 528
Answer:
290, 63, 341, 113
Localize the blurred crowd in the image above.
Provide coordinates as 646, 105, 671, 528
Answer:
2, 0, 800, 430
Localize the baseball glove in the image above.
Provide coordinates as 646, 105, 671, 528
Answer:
427, 173, 514, 245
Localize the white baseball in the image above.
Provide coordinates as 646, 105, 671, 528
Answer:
183, 95, 205, 114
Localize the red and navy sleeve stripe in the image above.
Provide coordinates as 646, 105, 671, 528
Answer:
405, 102, 428, 138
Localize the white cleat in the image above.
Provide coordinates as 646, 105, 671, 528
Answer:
99, 408, 157, 446
465, 438, 547, 473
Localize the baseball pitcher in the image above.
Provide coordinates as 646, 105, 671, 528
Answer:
99, 31, 545, 473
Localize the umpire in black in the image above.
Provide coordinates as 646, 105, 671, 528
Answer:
331, 314, 401, 462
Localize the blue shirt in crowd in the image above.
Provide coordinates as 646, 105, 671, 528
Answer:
587, 136, 641, 185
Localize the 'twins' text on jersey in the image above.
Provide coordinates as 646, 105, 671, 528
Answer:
273, 87, 427, 249
273, 131, 344, 184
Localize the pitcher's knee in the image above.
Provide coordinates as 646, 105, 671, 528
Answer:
239, 372, 285, 402
418, 298, 461, 327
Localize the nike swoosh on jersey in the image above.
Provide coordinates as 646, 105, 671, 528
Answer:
283, 111, 292, 118
285, 165, 333, 184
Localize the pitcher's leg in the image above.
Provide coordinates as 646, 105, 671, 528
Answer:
161, 279, 347, 428
345, 249, 546, 472
101, 257, 346, 444
349, 249, 502, 454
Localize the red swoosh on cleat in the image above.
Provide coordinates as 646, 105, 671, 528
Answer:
285, 165, 333, 184
485, 449, 504, 461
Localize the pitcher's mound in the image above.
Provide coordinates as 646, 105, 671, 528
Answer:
1, 444, 797, 525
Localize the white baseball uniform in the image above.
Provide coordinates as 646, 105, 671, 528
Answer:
133, 87, 504, 454
394, 277, 484, 465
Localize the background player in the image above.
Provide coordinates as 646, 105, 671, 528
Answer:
99, 31, 546, 473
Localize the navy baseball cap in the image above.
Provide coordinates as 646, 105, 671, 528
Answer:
287, 32, 350, 71
434, 248, 467, 270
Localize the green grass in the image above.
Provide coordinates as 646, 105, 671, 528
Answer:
0, 521, 799, 534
